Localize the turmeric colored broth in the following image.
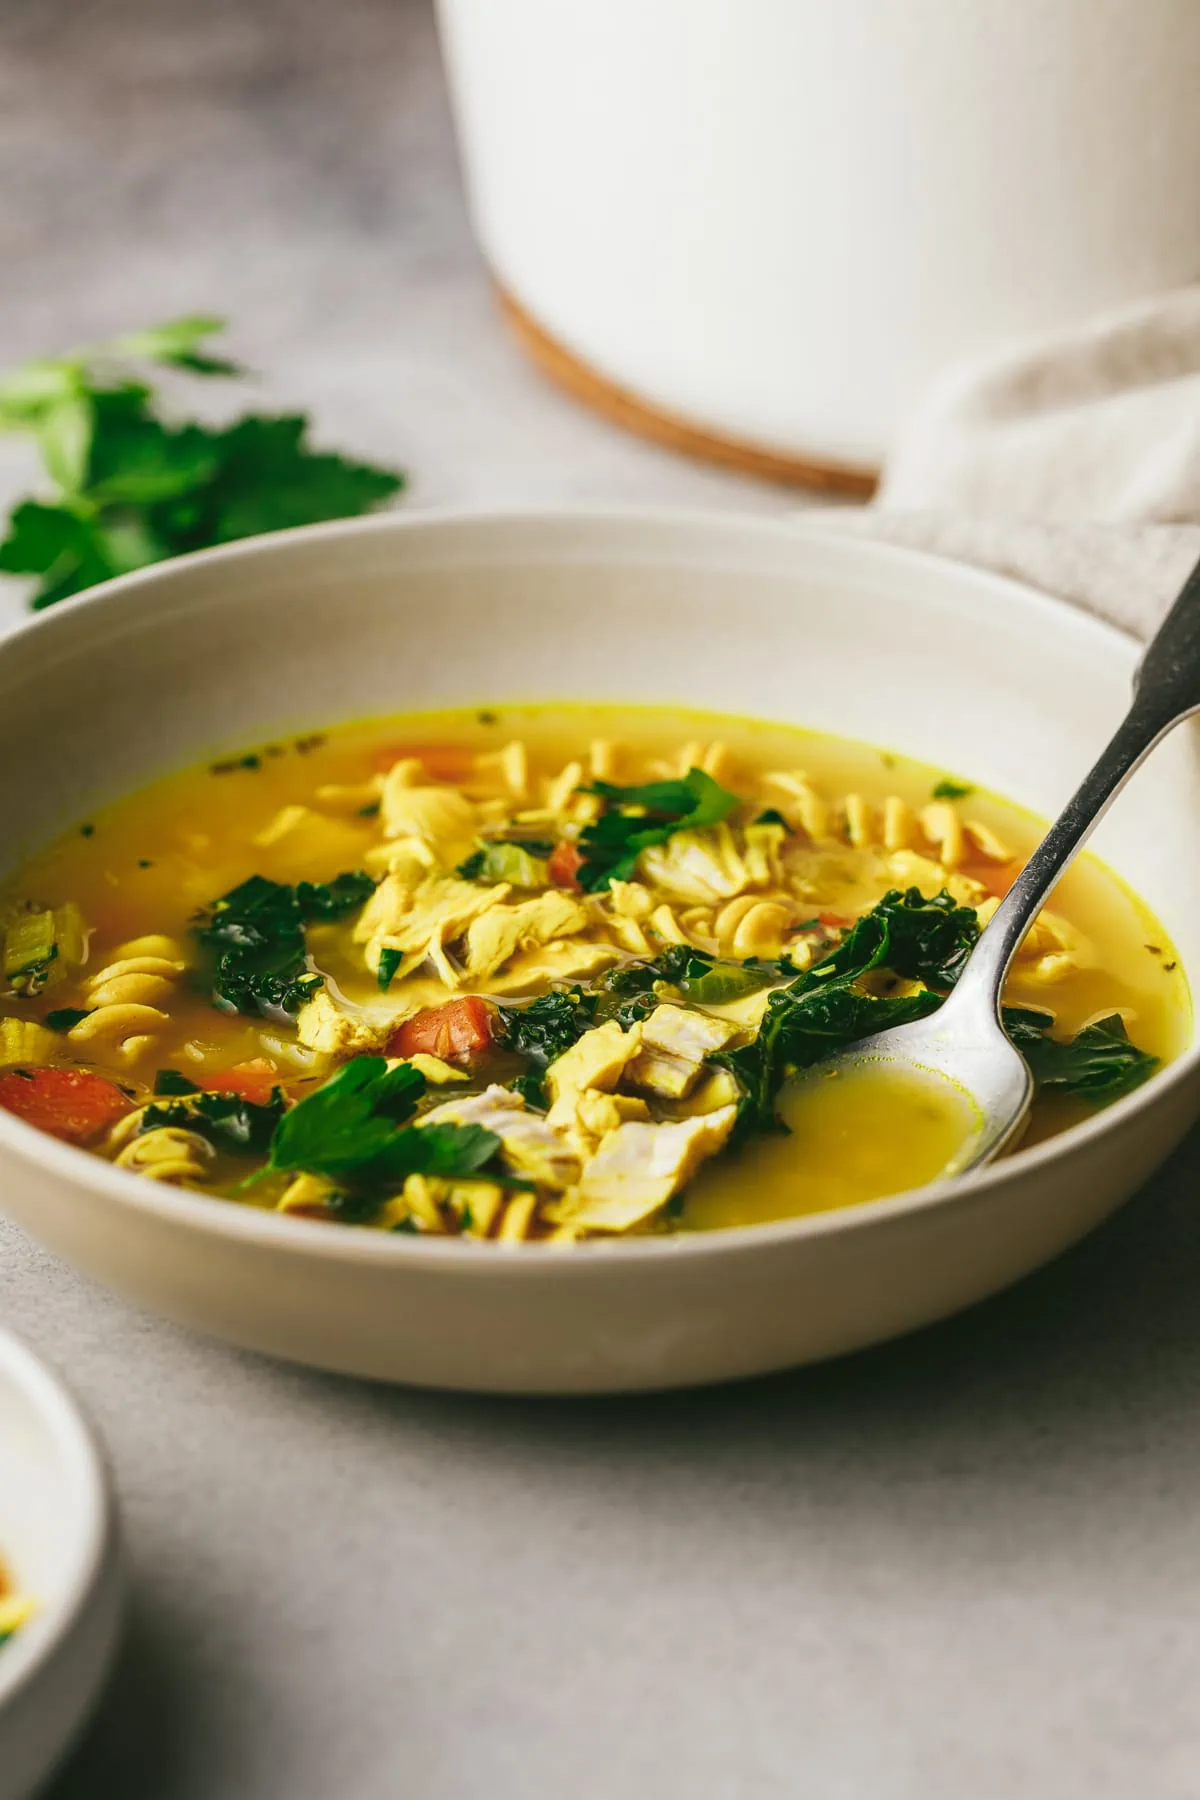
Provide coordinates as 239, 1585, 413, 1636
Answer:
0, 704, 1188, 1240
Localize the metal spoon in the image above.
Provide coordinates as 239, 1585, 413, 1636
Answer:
840, 552, 1200, 1170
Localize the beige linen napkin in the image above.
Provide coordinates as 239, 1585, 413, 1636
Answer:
804, 286, 1200, 638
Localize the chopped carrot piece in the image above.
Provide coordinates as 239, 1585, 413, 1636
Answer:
205, 1059, 280, 1105
0, 1067, 132, 1146
387, 997, 496, 1063
547, 841, 584, 889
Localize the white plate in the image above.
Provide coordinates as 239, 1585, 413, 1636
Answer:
0, 1330, 123, 1800
0, 509, 1196, 1393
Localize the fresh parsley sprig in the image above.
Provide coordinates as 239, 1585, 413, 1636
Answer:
263, 1057, 507, 1192
574, 767, 739, 891
0, 316, 404, 609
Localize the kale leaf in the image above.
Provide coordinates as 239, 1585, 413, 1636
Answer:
574, 767, 739, 891
141, 1086, 286, 1155
44, 1006, 91, 1032
494, 987, 601, 1070
0, 318, 404, 610
829, 887, 981, 991
153, 1068, 200, 1095
296, 871, 376, 921
717, 889, 1157, 1136
195, 870, 373, 1018
1002, 1007, 1158, 1102
718, 966, 939, 1135
717, 888, 980, 1133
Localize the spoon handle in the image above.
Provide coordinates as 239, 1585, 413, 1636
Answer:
955, 553, 1200, 1016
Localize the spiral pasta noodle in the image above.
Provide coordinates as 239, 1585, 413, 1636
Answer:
68, 935, 188, 1065
114, 1125, 212, 1185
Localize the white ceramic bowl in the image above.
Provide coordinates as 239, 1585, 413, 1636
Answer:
0, 510, 1196, 1394
0, 1331, 123, 1800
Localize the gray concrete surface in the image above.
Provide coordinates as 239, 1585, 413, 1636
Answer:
1, 4, 1198, 1796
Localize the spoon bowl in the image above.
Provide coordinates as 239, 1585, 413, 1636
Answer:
823, 548, 1200, 1170
846, 1000, 1032, 1174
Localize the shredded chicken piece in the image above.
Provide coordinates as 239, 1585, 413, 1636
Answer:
295, 990, 385, 1056
625, 1005, 737, 1099
419, 1084, 582, 1190
380, 775, 477, 863
552, 1105, 739, 1232
638, 824, 749, 904
463, 890, 588, 981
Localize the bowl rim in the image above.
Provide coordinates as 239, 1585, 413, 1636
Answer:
0, 502, 1192, 1274
0, 1327, 116, 1711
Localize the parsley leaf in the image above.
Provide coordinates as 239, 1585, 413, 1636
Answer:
264, 1056, 504, 1188
574, 767, 739, 891
0, 318, 404, 610
265, 1057, 425, 1176
931, 778, 974, 800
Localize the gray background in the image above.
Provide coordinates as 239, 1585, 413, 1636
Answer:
2, 3, 1199, 1796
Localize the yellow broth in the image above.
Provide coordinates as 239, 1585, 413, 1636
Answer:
685, 1061, 981, 1229
0, 703, 1188, 1240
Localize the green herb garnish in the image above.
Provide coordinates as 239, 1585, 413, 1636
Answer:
0, 317, 404, 609
264, 1057, 503, 1189
575, 767, 739, 892
931, 778, 974, 800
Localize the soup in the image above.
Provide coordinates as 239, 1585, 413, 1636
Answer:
0, 706, 1186, 1241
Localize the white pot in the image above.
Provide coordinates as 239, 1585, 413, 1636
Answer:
437, 0, 1200, 479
